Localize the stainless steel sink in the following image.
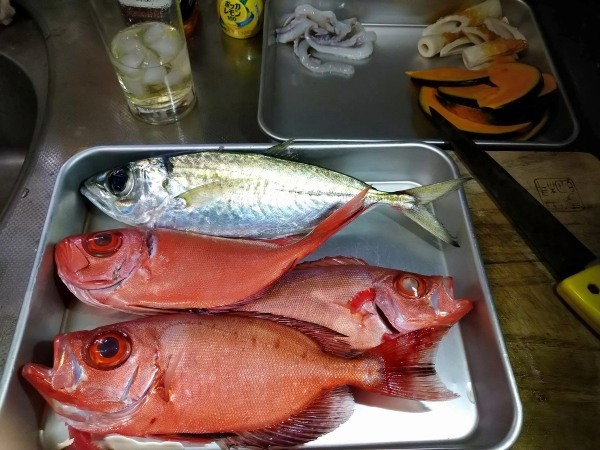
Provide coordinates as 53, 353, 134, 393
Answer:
0, 3, 48, 222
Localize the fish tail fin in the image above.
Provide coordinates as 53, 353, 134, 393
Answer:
292, 187, 369, 252
388, 177, 470, 247
365, 326, 457, 401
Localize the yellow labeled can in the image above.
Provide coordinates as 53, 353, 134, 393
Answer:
217, 0, 264, 39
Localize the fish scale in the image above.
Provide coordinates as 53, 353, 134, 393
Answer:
55, 189, 369, 313
23, 313, 455, 447
81, 144, 467, 245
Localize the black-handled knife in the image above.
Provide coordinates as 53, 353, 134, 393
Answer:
429, 108, 599, 334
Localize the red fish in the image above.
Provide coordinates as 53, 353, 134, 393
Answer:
54, 189, 367, 313
22, 313, 454, 448
235, 256, 473, 350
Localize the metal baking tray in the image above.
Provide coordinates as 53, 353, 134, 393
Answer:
257, 0, 578, 147
0, 143, 521, 449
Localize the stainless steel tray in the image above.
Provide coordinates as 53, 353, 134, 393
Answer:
0, 143, 521, 449
258, 0, 578, 147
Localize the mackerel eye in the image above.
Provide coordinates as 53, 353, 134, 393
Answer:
85, 331, 131, 370
395, 274, 428, 299
82, 231, 123, 257
107, 168, 133, 197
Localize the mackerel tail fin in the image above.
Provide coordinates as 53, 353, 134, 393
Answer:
365, 326, 457, 401
396, 177, 470, 247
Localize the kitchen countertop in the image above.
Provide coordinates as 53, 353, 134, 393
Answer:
451, 150, 600, 449
0, 0, 598, 448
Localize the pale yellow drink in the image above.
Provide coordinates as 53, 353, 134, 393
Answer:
109, 22, 195, 124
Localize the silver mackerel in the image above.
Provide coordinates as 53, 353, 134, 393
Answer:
81, 145, 467, 246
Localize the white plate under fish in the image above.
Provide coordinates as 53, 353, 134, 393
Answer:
0, 142, 521, 449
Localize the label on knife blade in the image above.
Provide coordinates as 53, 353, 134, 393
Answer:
534, 178, 584, 212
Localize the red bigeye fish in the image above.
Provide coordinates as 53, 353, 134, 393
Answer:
235, 256, 473, 350
22, 313, 455, 448
54, 189, 368, 313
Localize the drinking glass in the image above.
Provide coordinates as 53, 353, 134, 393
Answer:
89, 0, 197, 124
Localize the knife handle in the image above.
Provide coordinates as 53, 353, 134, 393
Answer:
556, 265, 600, 335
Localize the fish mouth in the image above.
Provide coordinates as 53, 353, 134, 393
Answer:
22, 363, 149, 431
48, 396, 147, 431
428, 277, 473, 325
58, 280, 135, 312
55, 239, 127, 291
22, 363, 54, 395
81, 177, 113, 211
376, 276, 473, 334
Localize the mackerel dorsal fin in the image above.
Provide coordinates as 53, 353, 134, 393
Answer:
295, 255, 369, 270
263, 139, 300, 160
218, 386, 354, 449
175, 180, 248, 208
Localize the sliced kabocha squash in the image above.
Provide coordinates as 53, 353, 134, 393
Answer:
437, 82, 498, 107
418, 86, 531, 137
439, 68, 557, 110
406, 67, 489, 86
477, 62, 543, 109
515, 109, 551, 141
482, 67, 556, 125
537, 72, 558, 105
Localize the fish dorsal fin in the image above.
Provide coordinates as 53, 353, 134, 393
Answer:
175, 180, 250, 208
295, 255, 369, 270
262, 139, 300, 161
261, 234, 306, 246
230, 311, 358, 358
218, 386, 354, 449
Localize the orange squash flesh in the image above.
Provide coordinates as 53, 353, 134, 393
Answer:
406, 67, 489, 86
477, 62, 543, 109
539, 73, 557, 96
419, 86, 532, 136
408, 62, 558, 140
536, 72, 558, 106
439, 70, 557, 108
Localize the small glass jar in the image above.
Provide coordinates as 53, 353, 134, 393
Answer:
216, 0, 264, 39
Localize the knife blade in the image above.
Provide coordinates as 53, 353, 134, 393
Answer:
429, 108, 599, 334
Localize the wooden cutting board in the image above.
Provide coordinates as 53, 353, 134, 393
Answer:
449, 150, 600, 449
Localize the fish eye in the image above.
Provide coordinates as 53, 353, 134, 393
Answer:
82, 231, 123, 258
85, 331, 131, 370
395, 274, 428, 299
107, 168, 134, 197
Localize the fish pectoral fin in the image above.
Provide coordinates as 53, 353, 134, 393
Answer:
175, 180, 251, 208
217, 386, 354, 449
230, 311, 358, 358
